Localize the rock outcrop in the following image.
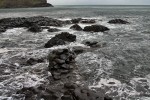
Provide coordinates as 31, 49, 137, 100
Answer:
108, 19, 129, 24
0, 0, 53, 8
44, 32, 76, 48
83, 25, 109, 32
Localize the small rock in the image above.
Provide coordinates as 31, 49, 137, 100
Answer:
81, 19, 96, 24
48, 28, 60, 32
70, 24, 82, 31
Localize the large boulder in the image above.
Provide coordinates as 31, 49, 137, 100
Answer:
83, 25, 109, 32
70, 24, 82, 31
108, 19, 129, 24
48, 49, 76, 80
28, 24, 43, 33
44, 32, 76, 48
54, 32, 76, 42
44, 37, 66, 48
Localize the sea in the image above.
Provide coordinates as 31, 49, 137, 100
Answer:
0, 5, 150, 100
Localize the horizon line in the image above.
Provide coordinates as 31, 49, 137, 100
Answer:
53, 4, 150, 6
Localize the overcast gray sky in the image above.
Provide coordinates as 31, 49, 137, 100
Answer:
48, 0, 150, 5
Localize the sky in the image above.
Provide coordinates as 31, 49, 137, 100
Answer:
48, 0, 150, 5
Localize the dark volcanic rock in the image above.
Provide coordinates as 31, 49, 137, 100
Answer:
44, 37, 66, 48
48, 49, 76, 80
48, 28, 60, 32
0, 26, 6, 33
82, 40, 107, 48
26, 58, 45, 65
44, 32, 76, 48
28, 24, 43, 32
17, 83, 112, 100
108, 19, 129, 24
0, 16, 67, 31
55, 32, 76, 42
70, 24, 83, 31
71, 18, 82, 24
81, 19, 96, 24
83, 25, 109, 32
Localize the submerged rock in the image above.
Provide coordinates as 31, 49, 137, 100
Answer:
81, 19, 96, 24
108, 19, 129, 24
71, 18, 82, 24
48, 49, 76, 80
44, 32, 76, 48
82, 40, 107, 48
70, 24, 83, 31
28, 24, 43, 33
48, 28, 60, 32
83, 25, 109, 32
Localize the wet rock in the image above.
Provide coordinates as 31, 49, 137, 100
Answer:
83, 25, 109, 32
44, 37, 66, 48
71, 18, 82, 23
0, 26, 7, 33
26, 58, 44, 65
48, 49, 76, 80
72, 46, 86, 54
104, 97, 113, 100
48, 28, 60, 32
70, 24, 83, 31
81, 19, 96, 24
28, 24, 42, 32
44, 32, 76, 48
108, 19, 129, 24
0, 16, 68, 31
55, 32, 76, 42
64, 83, 108, 100
82, 40, 107, 48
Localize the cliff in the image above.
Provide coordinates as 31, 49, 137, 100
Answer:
0, 0, 53, 8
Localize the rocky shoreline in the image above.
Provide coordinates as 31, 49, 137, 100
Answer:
0, 16, 130, 100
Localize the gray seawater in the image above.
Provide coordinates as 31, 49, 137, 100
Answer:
0, 5, 150, 100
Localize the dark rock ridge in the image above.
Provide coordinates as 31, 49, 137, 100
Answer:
70, 24, 83, 31
0, 0, 53, 8
83, 25, 110, 32
81, 19, 96, 24
48, 49, 76, 80
108, 19, 129, 24
0, 16, 69, 33
48, 28, 60, 32
44, 32, 76, 48
28, 24, 42, 33
71, 18, 96, 24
